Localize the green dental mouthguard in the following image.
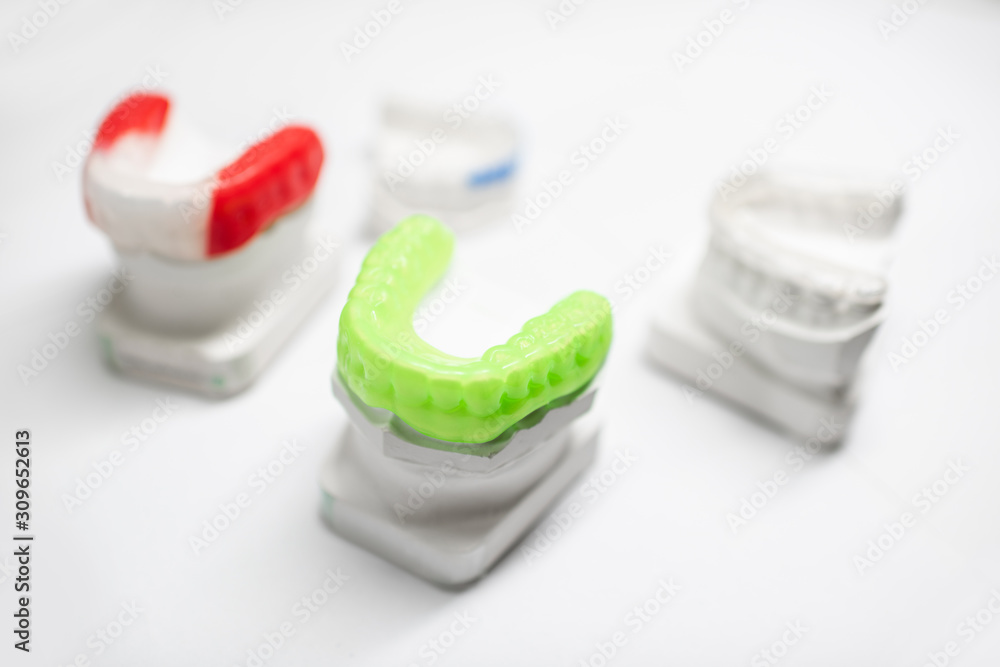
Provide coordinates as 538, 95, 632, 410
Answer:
336, 215, 613, 444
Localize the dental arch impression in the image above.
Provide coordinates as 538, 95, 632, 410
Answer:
84, 92, 324, 260
337, 215, 613, 444
83, 91, 333, 396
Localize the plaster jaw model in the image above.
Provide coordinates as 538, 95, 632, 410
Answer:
84, 92, 337, 396
321, 216, 612, 586
370, 102, 517, 233
648, 170, 903, 441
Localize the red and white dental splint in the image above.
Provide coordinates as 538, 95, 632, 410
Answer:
84, 92, 324, 261
86, 92, 338, 396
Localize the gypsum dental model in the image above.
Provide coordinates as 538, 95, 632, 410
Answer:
84, 92, 324, 260
370, 101, 517, 233
85, 92, 336, 395
322, 215, 611, 585
697, 170, 900, 390
649, 170, 902, 439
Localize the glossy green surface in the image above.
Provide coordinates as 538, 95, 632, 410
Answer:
337, 215, 612, 443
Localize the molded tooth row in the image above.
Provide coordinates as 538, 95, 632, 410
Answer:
340, 292, 611, 420
336, 215, 612, 443
705, 239, 884, 330
707, 171, 899, 331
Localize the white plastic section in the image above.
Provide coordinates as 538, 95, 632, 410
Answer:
690, 257, 882, 392
84, 115, 236, 261
695, 170, 902, 390
648, 246, 854, 442
320, 384, 599, 586
370, 101, 517, 233
97, 203, 338, 396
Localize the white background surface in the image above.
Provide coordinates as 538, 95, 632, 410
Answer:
2, 0, 1000, 665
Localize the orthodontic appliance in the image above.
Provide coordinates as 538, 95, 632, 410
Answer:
321, 215, 612, 585
83, 92, 336, 395
370, 102, 517, 233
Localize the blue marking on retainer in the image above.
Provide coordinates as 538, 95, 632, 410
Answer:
467, 157, 516, 188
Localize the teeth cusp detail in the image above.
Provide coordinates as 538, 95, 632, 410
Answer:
337, 215, 612, 444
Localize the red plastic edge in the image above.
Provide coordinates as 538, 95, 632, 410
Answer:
206, 126, 325, 257
92, 93, 170, 151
